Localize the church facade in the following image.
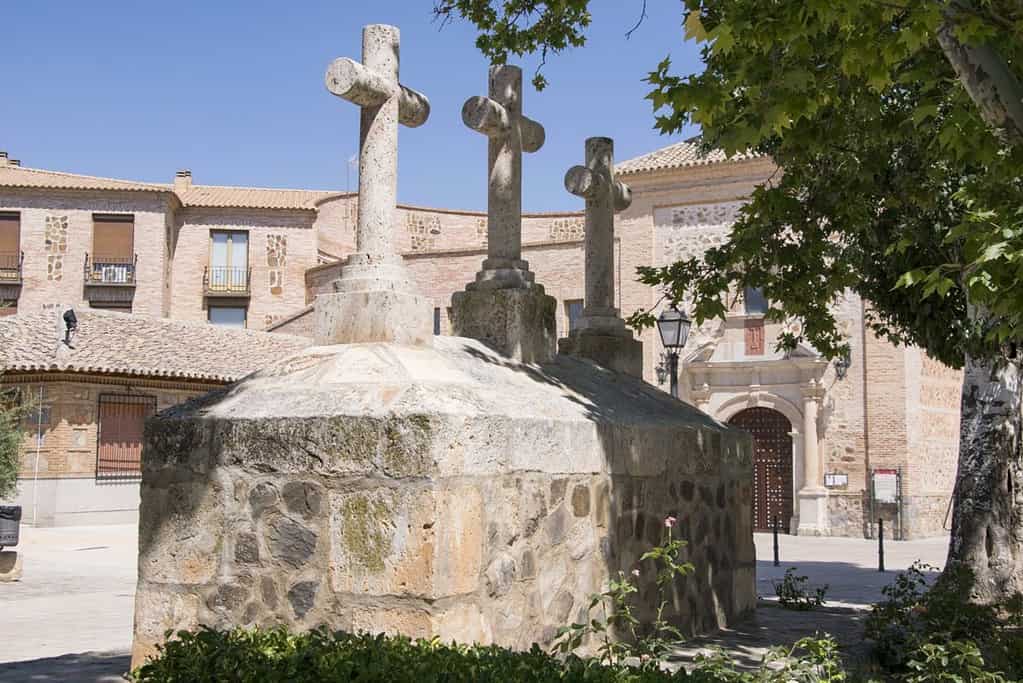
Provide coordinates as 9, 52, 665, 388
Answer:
0, 143, 960, 537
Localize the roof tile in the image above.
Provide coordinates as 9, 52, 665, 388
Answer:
0, 309, 312, 383
615, 139, 762, 176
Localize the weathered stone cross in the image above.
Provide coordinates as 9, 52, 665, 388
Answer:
557, 136, 642, 376
317, 24, 433, 347
462, 64, 545, 288
564, 137, 632, 333
325, 24, 430, 262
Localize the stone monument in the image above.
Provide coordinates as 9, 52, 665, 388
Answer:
317, 24, 433, 346
450, 65, 557, 362
130, 27, 755, 669
558, 137, 643, 377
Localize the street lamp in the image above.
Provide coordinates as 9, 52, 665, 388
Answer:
834, 348, 852, 381
656, 304, 692, 399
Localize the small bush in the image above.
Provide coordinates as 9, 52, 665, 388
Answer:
773, 568, 828, 611
0, 386, 25, 501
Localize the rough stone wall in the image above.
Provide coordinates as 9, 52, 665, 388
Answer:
169, 208, 317, 328
0, 189, 173, 316
134, 425, 754, 665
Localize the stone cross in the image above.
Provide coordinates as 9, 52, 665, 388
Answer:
564, 137, 632, 332
462, 65, 545, 288
325, 24, 430, 261
316, 24, 434, 347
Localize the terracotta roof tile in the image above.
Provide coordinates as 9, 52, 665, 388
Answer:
0, 309, 312, 383
0, 165, 171, 193
615, 139, 763, 176
176, 185, 336, 210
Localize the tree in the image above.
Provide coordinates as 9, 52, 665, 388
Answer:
436, 0, 1023, 601
0, 385, 23, 501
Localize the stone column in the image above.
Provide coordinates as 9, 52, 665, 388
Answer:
797, 381, 829, 535
557, 137, 641, 376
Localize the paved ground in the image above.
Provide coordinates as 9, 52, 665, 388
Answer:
0, 527, 949, 682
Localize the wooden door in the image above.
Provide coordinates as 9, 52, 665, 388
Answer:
729, 407, 793, 532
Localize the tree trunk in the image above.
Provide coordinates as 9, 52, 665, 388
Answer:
947, 352, 1023, 602
936, 16, 1023, 147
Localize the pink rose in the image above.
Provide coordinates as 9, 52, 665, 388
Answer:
664, 516, 677, 528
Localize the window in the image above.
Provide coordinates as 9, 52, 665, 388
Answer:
745, 318, 765, 356
0, 212, 20, 281
0, 304, 15, 317
433, 307, 442, 335
744, 287, 768, 316
96, 394, 156, 479
209, 305, 247, 328
91, 214, 135, 283
566, 299, 584, 333
209, 231, 249, 292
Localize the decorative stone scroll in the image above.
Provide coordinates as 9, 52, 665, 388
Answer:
317, 24, 434, 346
557, 137, 642, 377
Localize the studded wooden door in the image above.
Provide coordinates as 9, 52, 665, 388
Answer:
729, 407, 793, 532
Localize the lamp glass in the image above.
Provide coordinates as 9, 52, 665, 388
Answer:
657, 306, 691, 350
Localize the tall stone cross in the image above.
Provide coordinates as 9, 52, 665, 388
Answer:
450, 64, 556, 362
462, 64, 545, 289
558, 137, 642, 377
316, 24, 434, 346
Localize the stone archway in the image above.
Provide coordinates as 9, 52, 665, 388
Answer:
729, 407, 794, 532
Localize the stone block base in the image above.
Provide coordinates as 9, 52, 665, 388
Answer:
0, 550, 23, 581
796, 488, 830, 536
451, 286, 556, 363
558, 332, 643, 378
315, 290, 433, 346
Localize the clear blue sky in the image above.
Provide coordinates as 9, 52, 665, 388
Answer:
3, 1, 702, 212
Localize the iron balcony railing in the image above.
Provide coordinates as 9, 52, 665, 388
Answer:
84, 253, 137, 286
204, 266, 251, 296
0, 252, 23, 284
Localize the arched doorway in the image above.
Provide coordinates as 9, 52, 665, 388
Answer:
729, 407, 794, 532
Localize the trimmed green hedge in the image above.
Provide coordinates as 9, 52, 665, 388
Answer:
131, 627, 690, 683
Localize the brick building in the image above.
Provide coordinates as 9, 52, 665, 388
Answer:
0, 143, 960, 536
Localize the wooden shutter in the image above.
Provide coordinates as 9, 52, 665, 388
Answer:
745, 318, 765, 355
96, 394, 155, 478
92, 215, 134, 260
0, 213, 19, 254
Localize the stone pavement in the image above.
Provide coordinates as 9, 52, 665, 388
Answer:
0, 526, 948, 682
0, 524, 136, 682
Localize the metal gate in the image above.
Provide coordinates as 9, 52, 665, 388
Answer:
729, 407, 793, 532
96, 394, 156, 479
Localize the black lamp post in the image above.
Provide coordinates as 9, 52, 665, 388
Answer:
656, 304, 692, 399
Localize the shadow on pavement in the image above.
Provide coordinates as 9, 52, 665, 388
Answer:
1, 651, 130, 683
755, 558, 940, 606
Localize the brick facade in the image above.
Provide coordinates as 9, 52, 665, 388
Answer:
0, 153, 960, 536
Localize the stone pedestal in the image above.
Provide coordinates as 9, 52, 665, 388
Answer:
797, 488, 830, 536
451, 286, 556, 363
130, 338, 755, 669
558, 331, 643, 378
0, 550, 23, 581
315, 255, 433, 346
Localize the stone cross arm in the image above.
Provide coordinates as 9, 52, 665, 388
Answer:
462, 96, 545, 152
565, 164, 631, 211
326, 57, 430, 128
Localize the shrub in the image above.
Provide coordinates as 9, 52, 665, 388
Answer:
773, 568, 828, 611
131, 627, 692, 683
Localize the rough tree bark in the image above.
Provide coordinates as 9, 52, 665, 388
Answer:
936, 8, 1023, 146
947, 350, 1023, 602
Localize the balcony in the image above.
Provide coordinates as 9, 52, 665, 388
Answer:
0, 252, 23, 285
84, 253, 137, 286
204, 266, 251, 298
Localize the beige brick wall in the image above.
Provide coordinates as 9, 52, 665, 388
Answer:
0, 188, 173, 317
170, 208, 318, 329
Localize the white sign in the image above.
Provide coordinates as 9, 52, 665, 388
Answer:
824, 473, 848, 488
873, 470, 899, 504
